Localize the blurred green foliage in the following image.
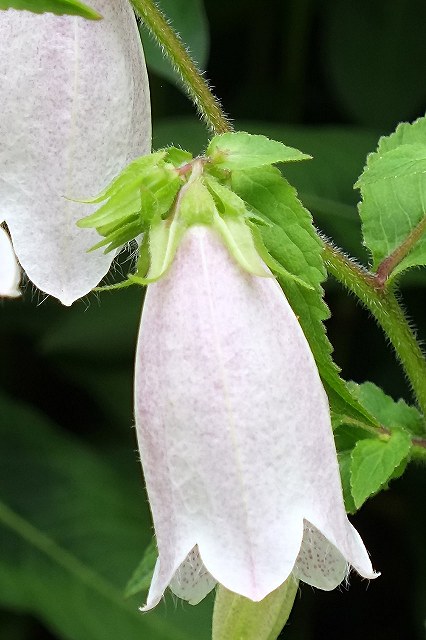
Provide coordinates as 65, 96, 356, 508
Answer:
1, 0, 425, 639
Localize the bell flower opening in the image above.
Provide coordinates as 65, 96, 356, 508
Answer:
0, 0, 151, 305
134, 224, 378, 610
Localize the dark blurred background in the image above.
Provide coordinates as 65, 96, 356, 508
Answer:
0, 0, 425, 638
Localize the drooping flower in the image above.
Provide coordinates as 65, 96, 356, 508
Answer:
134, 224, 378, 610
0, 222, 20, 298
0, 0, 151, 304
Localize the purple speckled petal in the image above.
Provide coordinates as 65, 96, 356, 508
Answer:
135, 225, 377, 608
0, 1, 151, 304
168, 546, 217, 605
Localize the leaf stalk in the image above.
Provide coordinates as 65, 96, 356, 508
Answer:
375, 213, 426, 285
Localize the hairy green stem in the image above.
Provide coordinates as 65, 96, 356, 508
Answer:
131, 0, 232, 135
412, 437, 426, 462
323, 240, 426, 419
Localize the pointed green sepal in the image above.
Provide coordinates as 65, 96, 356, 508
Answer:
213, 213, 271, 278
90, 219, 142, 254
139, 175, 182, 223
78, 186, 142, 231
130, 214, 186, 284
78, 151, 168, 204
178, 178, 217, 227
163, 147, 193, 167
78, 162, 180, 231
205, 176, 248, 217
207, 132, 311, 170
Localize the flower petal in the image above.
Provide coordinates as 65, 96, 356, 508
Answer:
293, 521, 348, 590
0, 225, 20, 297
135, 225, 377, 608
0, 1, 151, 305
169, 546, 217, 605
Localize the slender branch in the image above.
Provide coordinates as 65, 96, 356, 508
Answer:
413, 437, 426, 449
131, 0, 232, 135
376, 213, 426, 286
412, 437, 426, 462
323, 239, 426, 420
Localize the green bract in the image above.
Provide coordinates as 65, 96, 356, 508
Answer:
78, 132, 315, 290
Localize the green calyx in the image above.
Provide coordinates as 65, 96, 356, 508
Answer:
77, 132, 313, 291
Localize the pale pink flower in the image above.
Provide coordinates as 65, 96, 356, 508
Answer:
0, 0, 151, 304
134, 225, 377, 609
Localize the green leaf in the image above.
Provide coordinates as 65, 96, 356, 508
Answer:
212, 579, 299, 640
250, 224, 314, 290
124, 539, 157, 598
231, 166, 380, 428
338, 450, 357, 514
207, 132, 310, 170
350, 429, 412, 509
0, 394, 206, 640
335, 382, 423, 510
140, 0, 209, 87
333, 422, 371, 452
347, 381, 425, 437
0, 0, 101, 19
357, 116, 426, 280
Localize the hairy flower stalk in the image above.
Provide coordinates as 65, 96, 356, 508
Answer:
134, 223, 378, 610
0, 0, 151, 304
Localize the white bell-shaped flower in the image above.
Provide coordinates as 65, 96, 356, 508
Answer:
0, 0, 151, 305
134, 225, 377, 609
